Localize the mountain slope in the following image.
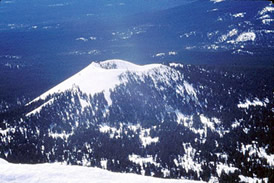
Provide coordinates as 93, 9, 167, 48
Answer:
0, 60, 273, 182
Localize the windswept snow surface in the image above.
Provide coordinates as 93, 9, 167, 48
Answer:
0, 159, 204, 183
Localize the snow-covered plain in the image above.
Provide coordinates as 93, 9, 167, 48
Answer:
0, 159, 204, 183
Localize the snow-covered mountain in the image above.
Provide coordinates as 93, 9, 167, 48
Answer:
26, 59, 197, 116
0, 59, 273, 182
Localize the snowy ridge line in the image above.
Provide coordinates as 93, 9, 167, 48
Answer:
26, 59, 163, 106
0, 158, 204, 183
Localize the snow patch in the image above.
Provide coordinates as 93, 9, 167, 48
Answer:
154, 53, 165, 57
48, 131, 73, 140
100, 159, 108, 169
168, 51, 177, 56
99, 123, 159, 147
0, 127, 16, 137
174, 143, 202, 177
219, 29, 238, 43
76, 37, 88, 42
152, 51, 177, 57
99, 124, 122, 139
210, 0, 225, 3
175, 110, 190, 125
237, 98, 266, 109
183, 81, 197, 99
79, 98, 90, 110
231, 119, 242, 129
240, 142, 274, 167
262, 19, 274, 25
239, 175, 268, 183
232, 49, 253, 55
233, 13, 245, 18
236, 32, 256, 42
129, 154, 160, 167
89, 36, 97, 40
207, 8, 218, 12
216, 163, 238, 177
259, 6, 274, 15
200, 115, 215, 130
181, 31, 196, 38
139, 128, 159, 148
129, 154, 160, 176
169, 63, 183, 68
